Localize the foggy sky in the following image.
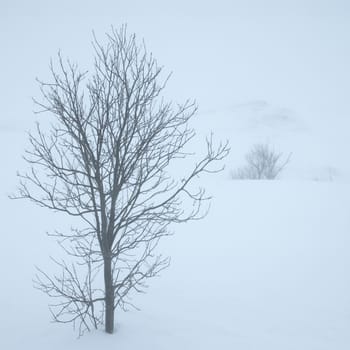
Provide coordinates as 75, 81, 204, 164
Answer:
1, 0, 350, 133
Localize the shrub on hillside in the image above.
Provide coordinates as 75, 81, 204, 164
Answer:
231, 143, 291, 180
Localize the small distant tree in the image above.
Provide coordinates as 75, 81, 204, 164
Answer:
231, 143, 291, 180
12, 27, 229, 335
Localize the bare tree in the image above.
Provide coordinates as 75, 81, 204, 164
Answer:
231, 143, 291, 180
12, 26, 229, 335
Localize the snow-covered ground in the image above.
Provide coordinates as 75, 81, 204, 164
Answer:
1, 112, 350, 349
1, 1, 350, 349
1, 175, 350, 349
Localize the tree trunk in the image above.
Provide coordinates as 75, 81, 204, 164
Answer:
104, 255, 115, 334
